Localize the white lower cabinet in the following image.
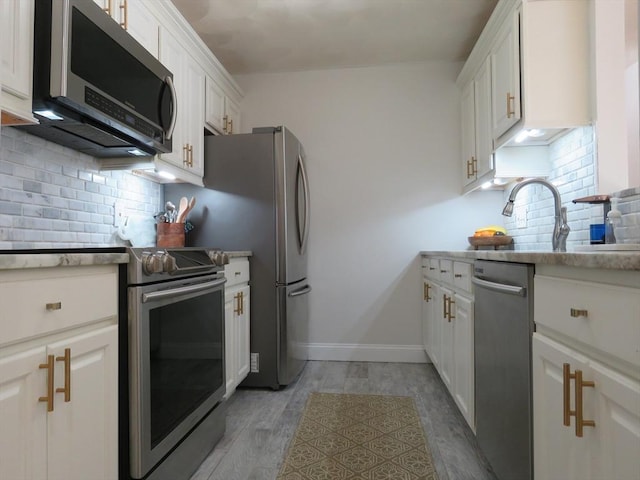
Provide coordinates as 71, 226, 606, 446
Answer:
421, 256, 475, 431
533, 270, 640, 480
224, 257, 251, 399
0, 265, 119, 480
533, 334, 640, 480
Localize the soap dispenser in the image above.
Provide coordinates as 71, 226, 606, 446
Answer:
572, 195, 611, 245
605, 197, 622, 244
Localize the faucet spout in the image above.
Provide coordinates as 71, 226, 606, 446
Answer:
502, 178, 570, 252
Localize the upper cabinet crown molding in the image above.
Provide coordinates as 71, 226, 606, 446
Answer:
149, 0, 243, 105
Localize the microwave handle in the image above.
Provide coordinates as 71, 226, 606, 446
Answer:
165, 75, 178, 140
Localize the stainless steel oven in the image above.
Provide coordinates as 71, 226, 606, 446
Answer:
127, 248, 228, 479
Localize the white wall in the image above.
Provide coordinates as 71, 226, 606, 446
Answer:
236, 63, 504, 362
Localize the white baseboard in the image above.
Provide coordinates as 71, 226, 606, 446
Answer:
307, 343, 429, 363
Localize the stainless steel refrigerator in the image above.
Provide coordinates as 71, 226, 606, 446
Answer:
165, 126, 310, 389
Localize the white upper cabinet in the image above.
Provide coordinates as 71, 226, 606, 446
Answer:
460, 57, 495, 191
205, 75, 242, 135
158, 26, 205, 185
93, 0, 160, 57
1, 0, 38, 125
491, 10, 521, 139
457, 0, 592, 191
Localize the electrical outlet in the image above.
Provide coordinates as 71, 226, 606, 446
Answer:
114, 201, 125, 226
514, 205, 528, 228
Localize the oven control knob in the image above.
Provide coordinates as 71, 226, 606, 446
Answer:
161, 253, 177, 273
142, 253, 163, 275
210, 251, 228, 266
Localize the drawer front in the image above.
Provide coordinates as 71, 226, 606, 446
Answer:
534, 275, 640, 368
424, 258, 440, 281
0, 266, 118, 346
224, 258, 250, 288
439, 259, 453, 285
453, 261, 472, 293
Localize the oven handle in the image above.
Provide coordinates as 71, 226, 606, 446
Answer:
142, 277, 227, 303
472, 276, 526, 296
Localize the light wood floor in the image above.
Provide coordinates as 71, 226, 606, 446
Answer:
190, 361, 496, 480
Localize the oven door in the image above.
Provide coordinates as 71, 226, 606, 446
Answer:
129, 273, 226, 479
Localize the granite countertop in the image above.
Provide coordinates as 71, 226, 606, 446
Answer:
420, 250, 640, 271
0, 248, 129, 271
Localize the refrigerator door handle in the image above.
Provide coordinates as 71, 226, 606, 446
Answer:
297, 154, 310, 254
288, 284, 312, 297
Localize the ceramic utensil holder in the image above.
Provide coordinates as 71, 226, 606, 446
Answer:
157, 223, 185, 247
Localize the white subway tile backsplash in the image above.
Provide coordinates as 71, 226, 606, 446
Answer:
504, 126, 640, 249
0, 127, 163, 249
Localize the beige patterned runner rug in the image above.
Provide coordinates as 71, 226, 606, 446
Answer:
277, 392, 439, 480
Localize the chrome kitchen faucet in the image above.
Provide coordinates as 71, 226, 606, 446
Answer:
502, 178, 570, 252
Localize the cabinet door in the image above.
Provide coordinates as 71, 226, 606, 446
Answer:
0, 346, 48, 480
122, 0, 159, 58
236, 285, 250, 382
491, 11, 521, 139
205, 75, 226, 134
590, 361, 640, 479
428, 283, 442, 370
1, 0, 37, 124
533, 334, 594, 480
46, 325, 118, 480
460, 81, 477, 186
183, 54, 205, 176
224, 290, 236, 398
439, 286, 454, 392
225, 96, 241, 135
452, 293, 474, 431
159, 27, 185, 167
421, 278, 431, 355
474, 57, 493, 180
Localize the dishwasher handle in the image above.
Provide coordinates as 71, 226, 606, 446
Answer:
472, 276, 526, 296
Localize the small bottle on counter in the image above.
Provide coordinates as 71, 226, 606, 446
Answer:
605, 198, 622, 244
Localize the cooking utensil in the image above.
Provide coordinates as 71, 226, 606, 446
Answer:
178, 196, 196, 223
165, 201, 175, 222
176, 196, 188, 224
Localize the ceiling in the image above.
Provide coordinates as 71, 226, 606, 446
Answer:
170, 0, 498, 75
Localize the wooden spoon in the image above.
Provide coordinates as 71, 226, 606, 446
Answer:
176, 196, 188, 223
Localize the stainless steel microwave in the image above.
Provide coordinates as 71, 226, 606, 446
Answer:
21, 0, 176, 158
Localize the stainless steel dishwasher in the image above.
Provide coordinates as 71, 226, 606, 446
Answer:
472, 260, 534, 480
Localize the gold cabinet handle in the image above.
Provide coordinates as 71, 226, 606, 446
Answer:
442, 294, 448, 319
239, 291, 244, 315
447, 297, 455, 322
228, 119, 233, 134
506, 92, 515, 118
39, 355, 55, 412
570, 308, 588, 318
46, 302, 62, 311
574, 369, 595, 437
188, 144, 194, 167
466, 156, 478, 179
103, 0, 113, 16
183, 144, 189, 166
119, 0, 128, 30
423, 282, 431, 302
562, 363, 574, 426
55, 348, 71, 403
562, 363, 596, 437
223, 115, 228, 134
234, 292, 241, 315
